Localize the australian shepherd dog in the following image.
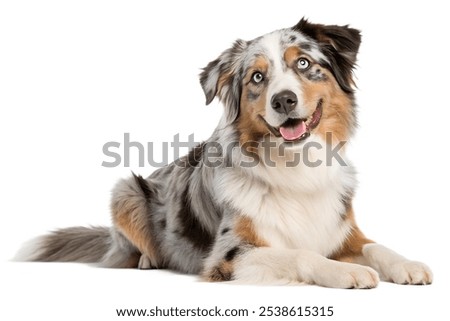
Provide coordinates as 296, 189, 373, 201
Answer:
16, 18, 432, 288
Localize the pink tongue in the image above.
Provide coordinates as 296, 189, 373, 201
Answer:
279, 121, 307, 141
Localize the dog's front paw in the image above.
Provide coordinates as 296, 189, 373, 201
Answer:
387, 261, 433, 285
314, 261, 380, 289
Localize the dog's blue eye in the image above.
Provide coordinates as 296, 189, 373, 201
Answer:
297, 58, 310, 70
252, 72, 264, 84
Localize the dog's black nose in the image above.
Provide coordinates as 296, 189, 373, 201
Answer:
271, 90, 298, 115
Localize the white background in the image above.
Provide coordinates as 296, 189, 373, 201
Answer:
1, 0, 449, 320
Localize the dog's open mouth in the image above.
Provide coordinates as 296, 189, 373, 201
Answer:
260, 99, 323, 143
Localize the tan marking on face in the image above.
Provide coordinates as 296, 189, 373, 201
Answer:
112, 198, 159, 267
301, 67, 354, 143
330, 203, 374, 263
284, 46, 302, 65
235, 216, 267, 247
238, 57, 271, 146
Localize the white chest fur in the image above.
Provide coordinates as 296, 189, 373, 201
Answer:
216, 136, 356, 257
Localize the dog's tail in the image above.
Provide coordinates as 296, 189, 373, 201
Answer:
14, 226, 111, 263
14, 226, 140, 267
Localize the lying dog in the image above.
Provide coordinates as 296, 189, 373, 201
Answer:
16, 18, 432, 288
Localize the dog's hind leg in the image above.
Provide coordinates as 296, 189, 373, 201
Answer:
15, 173, 161, 269
107, 173, 161, 269
98, 227, 141, 268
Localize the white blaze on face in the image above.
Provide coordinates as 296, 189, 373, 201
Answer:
258, 32, 306, 127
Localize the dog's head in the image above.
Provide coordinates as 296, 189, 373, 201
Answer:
200, 18, 361, 146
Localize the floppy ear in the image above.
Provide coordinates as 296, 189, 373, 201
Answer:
199, 39, 248, 124
294, 18, 361, 93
